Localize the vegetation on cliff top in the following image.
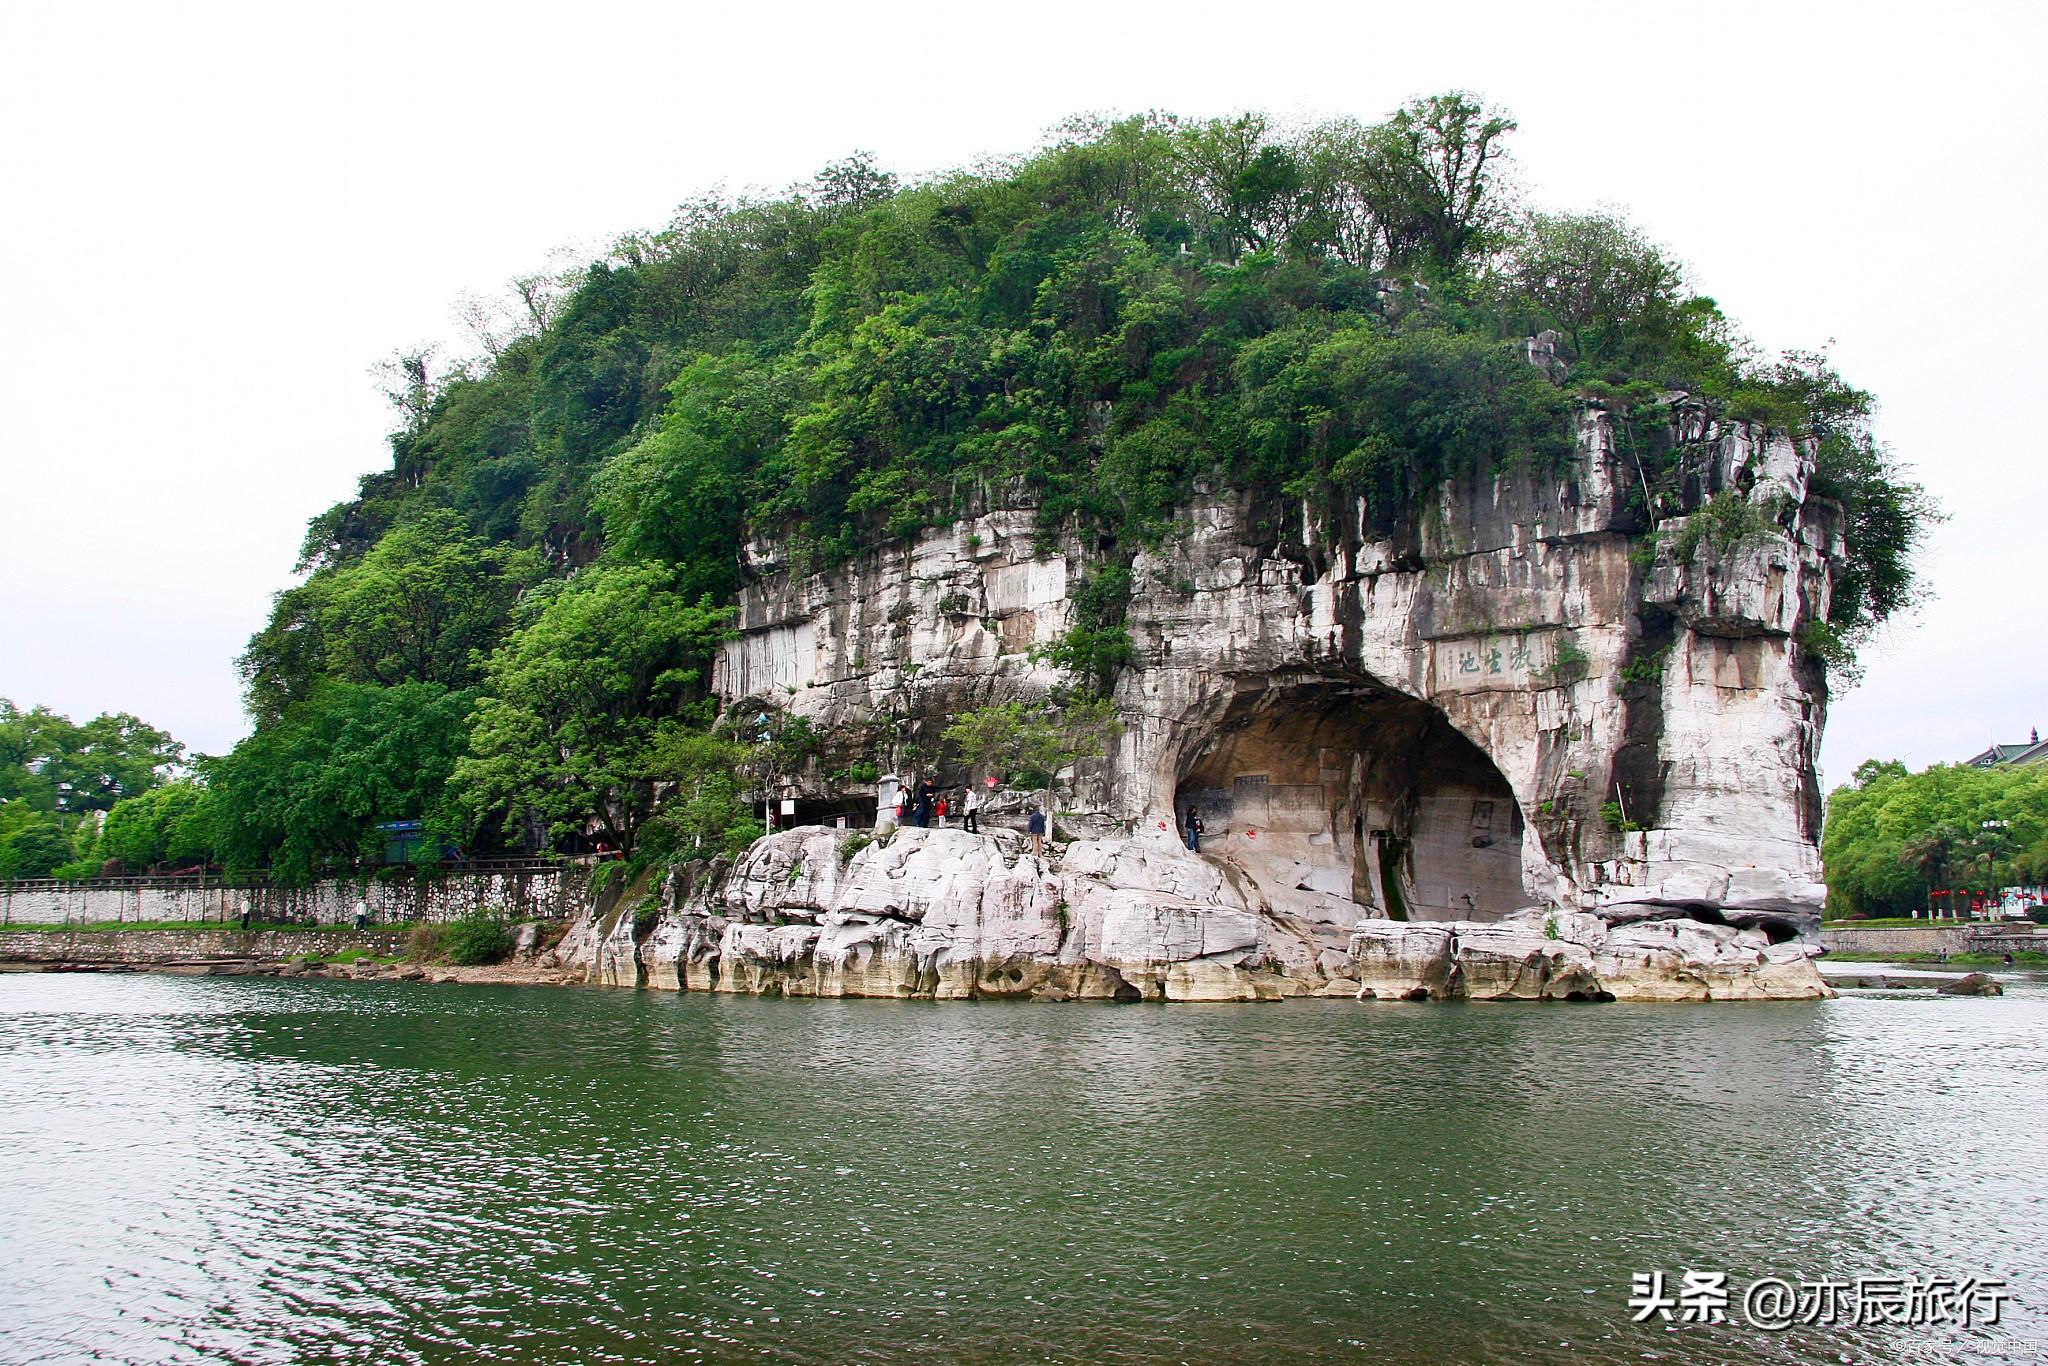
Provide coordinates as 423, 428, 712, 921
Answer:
4, 95, 1934, 883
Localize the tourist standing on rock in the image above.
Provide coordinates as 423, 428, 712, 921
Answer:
1184, 808, 1204, 853
962, 785, 981, 834
935, 794, 949, 823
1027, 807, 1046, 856
916, 776, 937, 828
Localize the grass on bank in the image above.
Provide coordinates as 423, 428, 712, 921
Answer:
294, 945, 411, 967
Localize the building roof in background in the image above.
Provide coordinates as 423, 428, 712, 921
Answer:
1966, 728, 2044, 767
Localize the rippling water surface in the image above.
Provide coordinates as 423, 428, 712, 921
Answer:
0, 968, 2043, 1364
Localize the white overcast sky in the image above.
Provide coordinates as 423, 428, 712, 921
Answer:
1, 0, 2041, 788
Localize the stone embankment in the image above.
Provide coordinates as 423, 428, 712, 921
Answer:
0, 862, 586, 928
0, 927, 413, 966
547, 826, 1830, 1002
1820, 923, 2040, 957
0, 925, 572, 987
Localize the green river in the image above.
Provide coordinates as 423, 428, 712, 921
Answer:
0, 966, 2042, 1364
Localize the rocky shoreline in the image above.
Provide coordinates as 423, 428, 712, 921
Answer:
2, 827, 1833, 1003
548, 826, 1832, 1003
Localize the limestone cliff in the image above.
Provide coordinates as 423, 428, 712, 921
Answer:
564, 395, 1839, 1001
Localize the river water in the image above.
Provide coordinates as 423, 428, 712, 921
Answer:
0, 967, 2042, 1365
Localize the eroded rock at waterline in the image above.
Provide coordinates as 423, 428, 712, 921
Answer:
1353, 909, 1829, 1002
642, 826, 1285, 1002
556, 826, 1830, 1003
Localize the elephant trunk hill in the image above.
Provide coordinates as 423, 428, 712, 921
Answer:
554, 395, 1837, 1002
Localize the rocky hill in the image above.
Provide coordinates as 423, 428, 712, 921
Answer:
549, 392, 1838, 1000
191, 98, 1930, 1001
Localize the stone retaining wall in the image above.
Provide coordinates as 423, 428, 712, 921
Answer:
1821, 924, 2039, 956
0, 928, 415, 964
0, 866, 589, 928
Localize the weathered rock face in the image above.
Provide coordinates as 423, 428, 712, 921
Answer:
622, 398, 1843, 1003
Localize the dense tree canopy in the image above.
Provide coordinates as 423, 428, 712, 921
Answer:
449, 564, 733, 856
209, 682, 478, 883
0, 823, 74, 880
0, 699, 187, 881
241, 509, 538, 725
1823, 760, 2048, 918
99, 779, 216, 872
0, 699, 182, 814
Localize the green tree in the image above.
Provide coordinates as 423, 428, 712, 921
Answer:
1508, 211, 1685, 368
593, 353, 793, 600
0, 700, 70, 810
0, 699, 181, 814
1045, 566, 1137, 687
319, 509, 534, 689
1173, 114, 1307, 256
1823, 760, 2048, 917
0, 822, 74, 879
941, 698, 1120, 790
241, 510, 534, 724
1356, 92, 1517, 270
637, 730, 764, 862
1238, 320, 1574, 518
451, 563, 734, 854
1899, 824, 1966, 900
1098, 410, 1206, 539
100, 779, 216, 871
1811, 429, 1937, 642
210, 682, 477, 883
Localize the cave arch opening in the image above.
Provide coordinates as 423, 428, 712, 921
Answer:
1172, 678, 1530, 923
